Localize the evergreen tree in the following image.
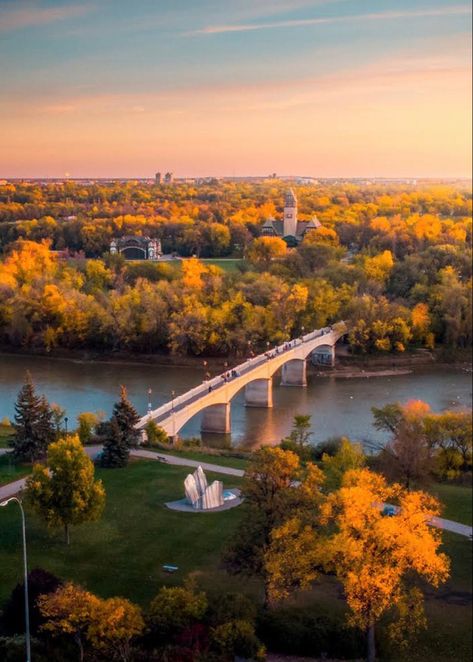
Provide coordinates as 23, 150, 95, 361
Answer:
11, 373, 54, 462
112, 385, 140, 448
101, 416, 130, 468
38, 395, 57, 446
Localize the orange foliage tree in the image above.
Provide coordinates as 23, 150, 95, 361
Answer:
39, 582, 144, 662
320, 469, 449, 662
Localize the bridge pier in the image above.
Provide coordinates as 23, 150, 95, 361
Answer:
281, 359, 307, 386
201, 403, 231, 434
245, 378, 273, 407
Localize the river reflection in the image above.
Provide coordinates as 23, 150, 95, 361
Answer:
0, 354, 471, 450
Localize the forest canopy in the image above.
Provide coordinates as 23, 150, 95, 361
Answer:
0, 180, 470, 356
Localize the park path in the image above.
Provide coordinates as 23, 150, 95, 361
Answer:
1, 447, 471, 539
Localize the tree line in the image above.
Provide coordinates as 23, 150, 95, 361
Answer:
0, 237, 470, 356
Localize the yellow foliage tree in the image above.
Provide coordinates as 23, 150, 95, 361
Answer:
246, 237, 287, 270
26, 435, 105, 544
320, 469, 449, 662
363, 250, 394, 283
39, 582, 144, 662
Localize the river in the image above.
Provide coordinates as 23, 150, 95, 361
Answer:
0, 354, 471, 450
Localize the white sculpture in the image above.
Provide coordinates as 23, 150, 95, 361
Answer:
184, 466, 224, 510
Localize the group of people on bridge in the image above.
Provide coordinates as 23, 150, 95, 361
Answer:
204, 325, 335, 393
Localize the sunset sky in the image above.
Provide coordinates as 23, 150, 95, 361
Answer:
0, 0, 471, 178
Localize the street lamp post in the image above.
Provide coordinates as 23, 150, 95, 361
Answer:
171, 390, 176, 411
0, 497, 31, 662
147, 388, 152, 414
64, 416, 68, 435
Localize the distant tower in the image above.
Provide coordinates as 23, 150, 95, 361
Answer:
283, 189, 297, 238
155, 172, 162, 185
164, 171, 174, 184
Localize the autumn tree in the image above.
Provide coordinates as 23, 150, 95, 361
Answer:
223, 447, 324, 605
247, 236, 287, 270
425, 410, 472, 477
144, 420, 169, 446
11, 373, 55, 462
39, 582, 144, 662
39, 583, 98, 662
86, 596, 144, 661
319, 469, 449, 662
374, 400, 434, 489
26, 435, 105, 544
76, 411, 102, 444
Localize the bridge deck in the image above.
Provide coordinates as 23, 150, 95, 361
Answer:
136, 323, 346, 433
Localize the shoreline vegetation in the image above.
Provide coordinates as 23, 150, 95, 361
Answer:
0, 344, 470, 375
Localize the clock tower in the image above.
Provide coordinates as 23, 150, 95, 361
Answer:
283, 189, 297, 238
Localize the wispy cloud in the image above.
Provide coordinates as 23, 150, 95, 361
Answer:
188, 5, 471, 35
17, 45, 467, 118
0, 2, 95, 33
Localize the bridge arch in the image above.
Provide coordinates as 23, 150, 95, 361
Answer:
137, 323, 348, 439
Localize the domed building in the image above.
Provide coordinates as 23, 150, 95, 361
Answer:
109, 236, 162, 261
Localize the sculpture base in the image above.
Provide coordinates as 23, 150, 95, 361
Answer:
165, 489, 242, 513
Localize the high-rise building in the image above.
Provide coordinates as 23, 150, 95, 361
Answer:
155, 172, 162, 185
164, 171, 174, 184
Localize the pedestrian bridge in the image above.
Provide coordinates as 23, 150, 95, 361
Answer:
136, 321, 347, 439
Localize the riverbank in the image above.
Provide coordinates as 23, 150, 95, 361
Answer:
313, 367, 414, 379
0, 344, 470, 372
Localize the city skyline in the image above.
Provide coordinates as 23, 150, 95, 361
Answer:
0, 0, 471, 178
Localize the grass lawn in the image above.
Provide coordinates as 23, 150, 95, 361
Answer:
199, 258, 246, 272
0, 459, 250, 607
0, 460, 470, 661
0, 454, 31, 486
429, 482, 473, 526
145, 447, 249, 470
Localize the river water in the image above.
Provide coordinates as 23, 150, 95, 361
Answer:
0, 354, 471, 450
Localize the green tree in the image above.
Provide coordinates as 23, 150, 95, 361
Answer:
144, 420, 169, 446
112, 386, 140, 448
11, 373, 55, 462
211, 620, 265, 661
321, 437, 365, 491
280, 414, 313, 461
76, 411, 101, 444
50, 403, 66, 438
148, 582, 207, 642
26, 435, 105, 544
101, 417, 130, 468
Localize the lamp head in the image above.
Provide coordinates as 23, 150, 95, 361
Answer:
0, 497, 17, 507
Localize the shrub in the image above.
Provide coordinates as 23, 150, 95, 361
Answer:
207, 592, 257, 627
311, 436, 343, 460
2, 568, 62, 636
211, 620, 265, 660
144, 421, 169, 446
